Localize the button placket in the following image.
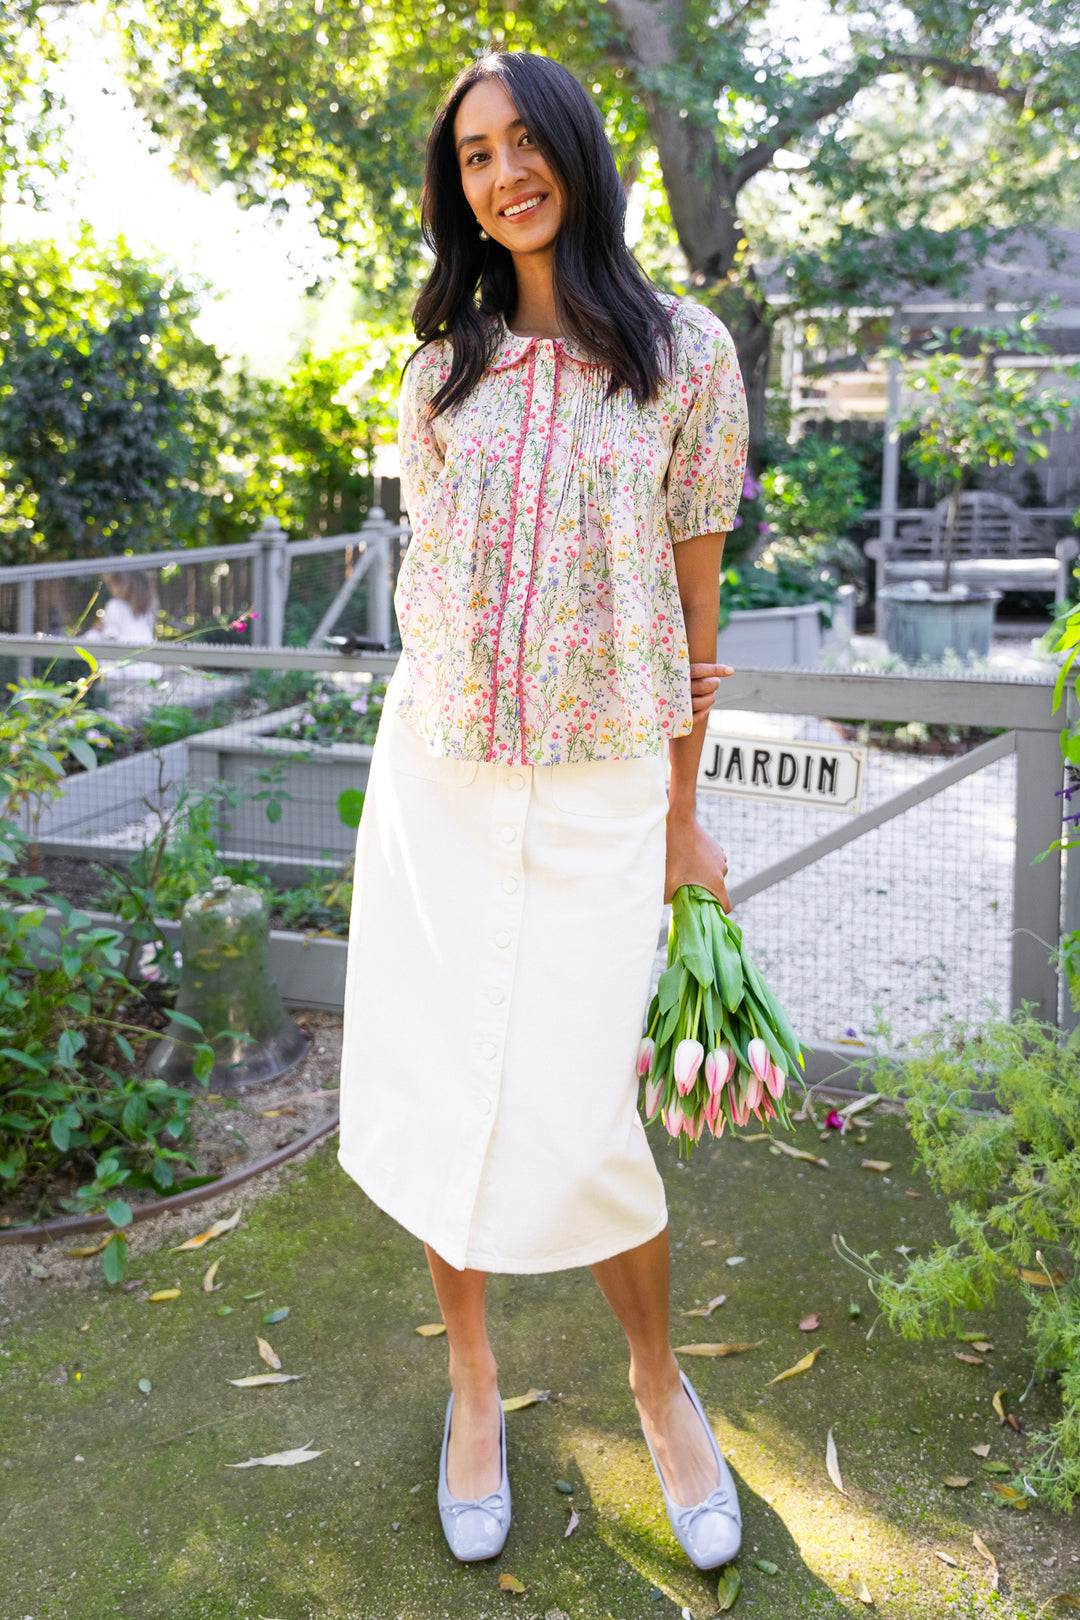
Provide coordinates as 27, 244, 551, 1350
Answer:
467, 761, 529, 1135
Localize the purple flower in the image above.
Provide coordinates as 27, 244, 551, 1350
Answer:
759, 521, 771, 533
350, 694, 369, 715
844, 1026, 858, 1038
730, 514, 743, 529
741, 471, 762, 500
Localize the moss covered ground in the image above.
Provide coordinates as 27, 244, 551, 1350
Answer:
2, 1110, 1079, 1620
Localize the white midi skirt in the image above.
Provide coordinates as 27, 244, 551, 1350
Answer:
337, 680, 669, 1273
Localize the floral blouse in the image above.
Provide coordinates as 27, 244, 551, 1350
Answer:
393, 297, 748, 766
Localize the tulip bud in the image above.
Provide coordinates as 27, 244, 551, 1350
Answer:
765, 1060, 786, 1101
745, 1069, 764, 1112
747, 1038, 770, 1084
643, 1078, 663, 1120
636, 1036, 655, 1079
662, 1100, 685, 1138
704, 1046, 734, 1098
673, 1038, 704, 1096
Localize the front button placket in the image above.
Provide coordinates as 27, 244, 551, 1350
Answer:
460, 755, 531, 1257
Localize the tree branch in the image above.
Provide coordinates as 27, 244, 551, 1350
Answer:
732, 63, 877, 191
884, 51, 1057, 110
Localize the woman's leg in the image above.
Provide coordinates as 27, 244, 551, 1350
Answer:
592, 1227, 720, 1506
425, 1243, 503, 1498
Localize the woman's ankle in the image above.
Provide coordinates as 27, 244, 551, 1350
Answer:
629, 1351, 682, 1413
448, 1350, 499, 1399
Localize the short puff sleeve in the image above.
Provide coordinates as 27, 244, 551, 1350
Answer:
665, 305, 749, 543
398, 342, 452, 523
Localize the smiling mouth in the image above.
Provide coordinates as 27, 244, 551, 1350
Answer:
500, 194, 546, 219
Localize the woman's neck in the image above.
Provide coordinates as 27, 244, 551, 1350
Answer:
507, 250, 563, 340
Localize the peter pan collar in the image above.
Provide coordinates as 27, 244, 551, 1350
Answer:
488, 314, 599, 370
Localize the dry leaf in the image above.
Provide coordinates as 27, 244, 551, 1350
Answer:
971, 1444, 991, 1458
228, 1373, 303, 1387
202, 1259, 221, 1293
502, 1389, 550, 1412
989, 1483, 1027, 1509
972, 1532, 999, 1591
684, 1294, 727, 1318
769, 1138, 829, 1168
982, 1461, 1011, 1474
826, 1428, 845, 1494
839, 1093, 880, 1119
147, 1289, 181, 1303
67, 1236, 110, 1257
1007, 1413, 1022, 1433
258, 1337, 281, 1371
226, 1442, 321, 1467
1018, 1266, 1066, 1287
1048, 1597, 1080, 1611
971, 1341, 994, 1353
172, 1209, 242, 1251
905, 1190, 922, 1198
861, 1159, 892, 1173
716, 1566, 742, 1611
799, 1314, 820, 1332
992, 1389, 1007, 1424
935, 1551, 960, 1568
955, 1353, 985, 1365
498, 1573, 526, 1593
674, 1340, 765, 1358
942, 1476, 973, 1488
564, 1509, 580, 1538
769, 1346, 824, 1384
700, 1238, 718, 1247
849, 1571, 873, 1605
416, 1323, 447, 1337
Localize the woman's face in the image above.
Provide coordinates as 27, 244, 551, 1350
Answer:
453, 78, 564, 257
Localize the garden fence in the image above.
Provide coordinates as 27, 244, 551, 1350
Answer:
0, 632, 1068, 1080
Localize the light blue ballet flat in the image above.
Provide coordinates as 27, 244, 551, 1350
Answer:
642, 1371, 741, 1571
437, 1392, 511, 1562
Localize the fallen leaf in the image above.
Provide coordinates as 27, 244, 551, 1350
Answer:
798, 1314, 820, 1332
217, 1305, 233, 1316
992, 1389, 1007, 1424
839, 1093, 880, 1119
262, 1308, 290, 1325
67, 1236, 110, 1257
957, 1332, 987, 1343
147, 1289, 181, 1303
982, 1461, 1011, 1474
768, 1138, 829, 1168
202, 1259, 221, 1293
904, 1190, 922, 1198
1018, 1266, 1066, 1287
725, 1255, 747, 1267
171, 1209, 242, 1251
861, 1160, 892, 1173
1048, 1597, 1080, 1611
226, 1443, 322, 1467
973, 1532, 999, 1591
1008, 1413, 1022, 1433
564, 1509, 580, 1539
849, 1571, 873, 1605
942, 1476, 973, 1488
971, 1341, 994, 1353
242, 1291, 265, 1301
826, 1428, 845, 1494
989, 1483, 1028, 1509
26, 1259, 50, 1279
700, 1238, 718, 1247
754, 1558, 779, 1575
674, 1340, 765, 1357
955, 1353, 985, 1365
555, 1480, 574, 1494
683, 1294, 727, 1318
769, 1347, 824, 1384
416, 1323, 447, 1337
137, 1378, 152, 1395
971, 1444, 991, 1458
502, 1389, 550, 1412
498, 1573, 526, 1593
933, 1551, 960, 1569
121, 1278, 147, 1294
716, 1566, 742, 1611
227, 1373, 303, 1387
258, 1337, 281, 1370
258, 1107, 297, 1117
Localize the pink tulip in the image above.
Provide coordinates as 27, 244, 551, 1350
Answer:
643, 1078, 663, 1120
765, 1060, 786, 1101
673, 1039, 704, 1096
704, 1091, 725, 1135
730, 1083, 751, 1128
745, 1069, 764, 1112
705, 1046, 735, 1098
747, 1038, 770, 1084
636, 1037, 655, 1078
662, 1100, 685, 1138
762, 1095, 777, 1121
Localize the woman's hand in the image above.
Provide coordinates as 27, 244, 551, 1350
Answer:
665, 812, 731, 912
689, 660, 734, 718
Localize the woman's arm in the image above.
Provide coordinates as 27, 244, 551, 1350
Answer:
667, 532, 732, 909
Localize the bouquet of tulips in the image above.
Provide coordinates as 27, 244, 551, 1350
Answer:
638, 884, 803, 1149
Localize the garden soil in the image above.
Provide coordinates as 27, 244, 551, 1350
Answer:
2, 1071, 1080, 1619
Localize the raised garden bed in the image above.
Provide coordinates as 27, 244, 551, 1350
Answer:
716, 584, 855, 667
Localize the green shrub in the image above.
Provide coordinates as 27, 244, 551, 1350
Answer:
761, 439, 867, 584
272, 678, 387, 746
717, 560, 839, 631
845, 1013, 1080, 1511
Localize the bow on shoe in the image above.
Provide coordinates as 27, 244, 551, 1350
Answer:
673, 1488, 740, 1538
444, 1491, 508, 1525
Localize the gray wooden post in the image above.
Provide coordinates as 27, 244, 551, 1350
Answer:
1011, 726, 1065, 1022
876, 310, 903, 637
16, 578, 33, 683
364, 508, 393, 647
253, 517, 287, 649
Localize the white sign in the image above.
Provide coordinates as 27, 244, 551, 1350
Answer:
697, 732, 866, 813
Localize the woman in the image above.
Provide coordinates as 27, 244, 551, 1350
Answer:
338, 51, 749, 1571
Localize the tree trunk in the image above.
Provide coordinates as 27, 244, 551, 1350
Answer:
608, 0, 773, 465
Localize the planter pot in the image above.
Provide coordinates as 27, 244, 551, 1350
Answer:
880, 587, 1001, 663
715, 586, 854, 668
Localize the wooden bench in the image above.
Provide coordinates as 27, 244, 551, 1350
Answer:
865, 492, 1078, 635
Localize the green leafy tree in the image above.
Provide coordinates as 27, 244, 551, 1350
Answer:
898, 317, 1076, 591
0, 0, 67, 214
111, 0, 1080, 457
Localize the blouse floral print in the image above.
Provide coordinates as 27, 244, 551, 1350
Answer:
393, 297, 749, 767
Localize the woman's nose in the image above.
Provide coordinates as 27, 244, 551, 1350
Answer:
493, 144, 529, 189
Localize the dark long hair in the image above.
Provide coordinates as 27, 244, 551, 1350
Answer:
412, 52, 675, 414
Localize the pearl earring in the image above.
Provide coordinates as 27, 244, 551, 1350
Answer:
478, 227, 489, 241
